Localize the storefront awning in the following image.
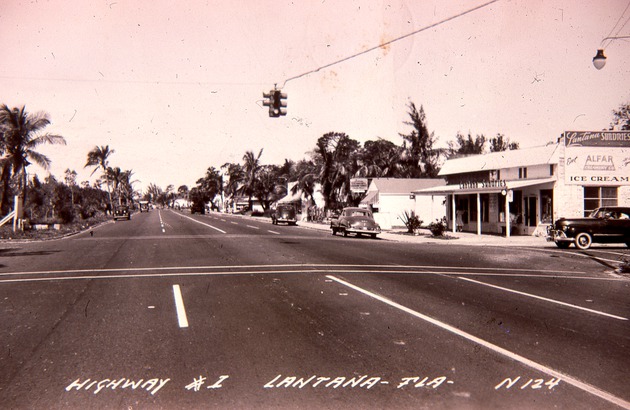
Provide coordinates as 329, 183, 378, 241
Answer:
414, 177, 556, 195
360, 190, 379, 205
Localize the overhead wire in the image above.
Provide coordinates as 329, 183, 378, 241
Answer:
278, 0, 500, 89
602, 0, 630, 49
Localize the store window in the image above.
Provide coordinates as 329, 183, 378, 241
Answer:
583, 186, 618, 216
518, 167, 528, 179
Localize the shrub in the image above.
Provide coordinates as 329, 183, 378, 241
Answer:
400, 210, 423, 234
428, 217, 448, 237
58, 206, 76, 224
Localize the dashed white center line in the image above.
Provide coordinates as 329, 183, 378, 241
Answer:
172, 284, 189, 328
268, 230, 280, 235
246, 225, 260, 230
158, 210, 166, 233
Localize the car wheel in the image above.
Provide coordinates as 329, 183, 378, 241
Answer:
343, 228, 348, 237
555, 241, 570, 249
574, 232, 592, 250
331, 228, 336, 235
371, 234, 377, 239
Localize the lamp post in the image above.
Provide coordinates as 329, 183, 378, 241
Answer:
593, 36, 630, 69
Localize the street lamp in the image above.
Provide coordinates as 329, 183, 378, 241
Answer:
593, 36, 630, 70
592, 49, 606, 70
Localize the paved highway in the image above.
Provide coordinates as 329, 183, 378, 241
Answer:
1, 209, 629, 409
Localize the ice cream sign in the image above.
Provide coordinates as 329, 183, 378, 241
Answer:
564, 131, 630, 185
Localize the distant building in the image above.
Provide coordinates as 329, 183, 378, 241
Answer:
360, 178, 446, 229
276, 182, 325, 221
415, 131, 630, 236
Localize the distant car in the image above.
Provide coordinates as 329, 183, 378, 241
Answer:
547, 206, 630, 249
139, 201, 150, 212
331, 207, 381, 238
191, 201, 205, 214
113, 205, 131, 221
271, 204, 297, 225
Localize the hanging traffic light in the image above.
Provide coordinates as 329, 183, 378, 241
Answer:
262, 89, 287, 117
273, 90, 287, 117
262, 90, 275, 117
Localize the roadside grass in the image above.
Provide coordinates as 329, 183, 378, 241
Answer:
0, 215, 110, 241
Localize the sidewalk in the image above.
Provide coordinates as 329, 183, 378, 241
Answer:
296, 219, 553, 247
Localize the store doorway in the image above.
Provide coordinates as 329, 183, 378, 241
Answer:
525, 196, 537, 227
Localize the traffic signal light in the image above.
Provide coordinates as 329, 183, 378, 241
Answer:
262, 90, 274, 116
273, 90, 287, 117
262, 89, 287, 117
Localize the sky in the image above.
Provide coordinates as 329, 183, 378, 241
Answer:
2, 0, 630, 193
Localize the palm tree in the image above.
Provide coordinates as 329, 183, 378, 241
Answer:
221, 162, 244, 211
242, 149, 263, 211
85, 145, 115, 212
291, 159, 318, 205
356, 139, 403, 178
399, 102, 440, 177
106, 167, 136, 205
145, 183, 163, 205
0, 105, 66, 212
311, 132, 360, 209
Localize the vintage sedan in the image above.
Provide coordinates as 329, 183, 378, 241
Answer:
331, 207, 381, 238
271, 204, 297, 225
547, 206, 630, 250
113, 205, 131, 221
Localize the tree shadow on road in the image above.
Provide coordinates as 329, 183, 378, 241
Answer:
0, 248, 61, 257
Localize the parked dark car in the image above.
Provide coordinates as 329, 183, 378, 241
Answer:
331, 207, 381, 238
547, 206, 630, 249
271, 204, 297, 225
113, 205, 131, 221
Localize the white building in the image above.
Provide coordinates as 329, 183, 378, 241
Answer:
360, 178, 446, 229
415, 131, 630, 237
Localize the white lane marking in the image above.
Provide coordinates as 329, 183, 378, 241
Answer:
230, 221, 238, 225
158, 210, 166, 233
268, 230, 280, 235
3, 269, 627, 284
246, 225, 260, 230
325, 275, 630, 410
457, 276, 628, 321
0, 263, 623, 280
172, 284, 189, 328
176, 212, 227, 233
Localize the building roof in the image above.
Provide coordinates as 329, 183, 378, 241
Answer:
369, 178, 447, 194
415, 177, 556, 195
438, 144, 560, 176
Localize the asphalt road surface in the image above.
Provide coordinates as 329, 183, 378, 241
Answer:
1, 209, 629, 409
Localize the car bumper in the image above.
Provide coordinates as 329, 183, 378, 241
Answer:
547, 229, 573, 243
346, 227, 381, 235
276, 218, 297, 223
